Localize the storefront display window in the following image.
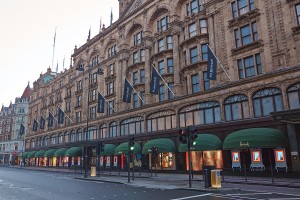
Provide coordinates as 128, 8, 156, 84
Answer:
186, 150, 223, 171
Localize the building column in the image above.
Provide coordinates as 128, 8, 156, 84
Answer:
287, 124, 300, 170
173, 33, 182, 96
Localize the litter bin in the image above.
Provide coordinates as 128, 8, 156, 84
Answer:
211, 170, 221, 188
91, 166, 96, 177
203, 166, 215, 188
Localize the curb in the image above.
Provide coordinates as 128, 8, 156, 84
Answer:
74, 177, 126, 185
223, 180, 300, 188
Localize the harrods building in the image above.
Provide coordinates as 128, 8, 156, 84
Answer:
24, 0, 300, 173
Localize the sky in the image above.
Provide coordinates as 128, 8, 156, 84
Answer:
0, 0, 119, 106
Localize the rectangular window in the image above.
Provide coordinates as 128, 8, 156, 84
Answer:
140, 91, 145, 106
232, 2, 237, 18
234, 29, 240, 48
108, 64, 114, 75
108, 100, 114, 115
203, 71, 210, 90
189, 23, 197, 38
140, 49, 145, 62
201, 44, 208, 60
168, 82, 174, 100
186, 0, 202, 16
77, 80, 82, 91
158, 39, 164, 52
167, 35, 173, 49
91, 89, 96, 101
297, 4, 300, 25
199, 19, 208, 34
133, 51, 138, 64
140, 69, 145, 83
134, 31, 142, 46
159, 85, 165, 102
190, 47, 198, 64
107, 82, 114, 95
133, 71, 138, 85
237, 53, 262, 79
191, 0, 198, 14
167, 58, 173, 73
232, 0, 255, 18
191, 74, 200, 93
76, 111, 81, 123
158, 60, 164, 75
133, 93, 138, 108
235, 22, 258, 48
76, 95, 81, 107
90, 106, 96, 119
186, 3, 191, 16
157, 16, 169, 32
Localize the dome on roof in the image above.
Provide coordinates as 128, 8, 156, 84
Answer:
21, 82, 32, 100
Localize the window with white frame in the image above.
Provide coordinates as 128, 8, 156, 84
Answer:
199, 19, 208, 33
234, 22, 258, 48
231, 0, 255, 18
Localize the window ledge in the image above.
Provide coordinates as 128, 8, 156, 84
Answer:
75, 90, 83, 95
128, 61, 145, 71
105, 93, 116, 99
181, 60, 206, 72
180, 33, 209, 48
151, 49, 173, 61
228, 9, 260, 28
105, 74, 116, 82
231, 40, 264, 56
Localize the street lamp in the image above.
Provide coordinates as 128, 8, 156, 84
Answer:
77, 65, 103, 178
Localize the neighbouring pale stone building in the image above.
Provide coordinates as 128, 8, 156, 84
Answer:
25, 0, 300, 173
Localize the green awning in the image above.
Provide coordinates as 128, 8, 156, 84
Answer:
223, 128, 289, 150
21, 152, 30, 158
102, 144, 117, 156
114, 142, 141, 155
35, 150, 46, 158
142, 138, 175, 154
179, 134, 222, 152
27, 151, 38, 158
44, 149, 57, 158
65, 147, 82, 157
54, 148, 68, 157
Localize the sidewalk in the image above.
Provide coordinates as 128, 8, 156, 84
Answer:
4, 166, 300, 191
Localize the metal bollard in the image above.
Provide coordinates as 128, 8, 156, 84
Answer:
204, 169, 209, 188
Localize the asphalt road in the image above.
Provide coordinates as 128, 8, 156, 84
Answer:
1, 167, 300, 200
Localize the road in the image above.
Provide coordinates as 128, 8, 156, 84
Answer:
1, 167, 300, 200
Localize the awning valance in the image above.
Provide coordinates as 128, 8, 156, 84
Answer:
27, 151, 38, 158
21, 152, 30, 158
102, 144, 117, 156
114, 142, 141, 155
179, 134, 222, 152
65, 147, 82, 157
44, 149, 57, 158
35, 150, 46, 158
223, 128, 289, 150
142, 138, 175, 154
54, 148, 68, 157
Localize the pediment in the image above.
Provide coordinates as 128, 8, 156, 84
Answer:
124, 0, 147, 17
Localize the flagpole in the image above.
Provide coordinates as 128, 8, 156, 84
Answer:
152, 66, 175, 97
99, 92, 116, 112
207, 45, 232, 81
125, 78, 146, 104
49, 111, 58, 122
56, 105, 73, 123
52, 27, 57, 71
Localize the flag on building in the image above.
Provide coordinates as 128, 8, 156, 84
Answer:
97, 93, 105, 113
32, 119, 38, 132
19, 123, 25, 136
207, 45, 217, 80
122, 79, 133, 103
40, 116, 45, 129
150, 67, 161, 94
48, 112, 54, 128
58, 107, 64, 124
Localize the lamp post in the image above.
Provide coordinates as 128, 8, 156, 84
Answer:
77, 65, 103, 178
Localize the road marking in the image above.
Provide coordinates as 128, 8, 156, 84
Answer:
170, 193, 213, 200
269, 198, 300, 200
220, 193, 272, 196
271, 193, 300, 197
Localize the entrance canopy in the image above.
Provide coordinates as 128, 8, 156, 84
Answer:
114, 142, 141, 155
179, 134, 222, 152
223, 128, 289, 150
27, 151, 37, 158
54, 148, 68, 157
65, 147, 82, 157
101, 144, 117, 156
35, 150, 46, 158
44, 149, 57, 158
142, 138, 175, 154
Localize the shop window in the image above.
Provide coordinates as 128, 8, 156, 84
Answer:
238, 53, 262, 79
231, 0, 255, 18
287, 82, 300, 109
253, 88, 283, 117
224, 94, 250, 121
234, 22, 258, 48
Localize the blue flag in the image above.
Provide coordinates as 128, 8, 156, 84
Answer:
48, 112, 54, 128
32, 119, 38, 132
122, 79, 133, 103
150, 67, 161, 94
207, 45, 217, 80
19, 123, 25, 136
58, 107, 64, 124
97, 93, 105, 113
40, 116, 45, 129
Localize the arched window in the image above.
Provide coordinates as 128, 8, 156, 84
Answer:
30, 139, 35, 148
51, 134, 57, 145
77, 129, 82, 141
121, 117, 144, 136
43, 137, 49, 146
147, 111, 176, 132
88, 126, 98, 140
64, 131, 69, 143
109, 122, 118, 138
287, 82, 300, 109
99, 124, 108, 139
179, 101, 221, 127
253, 88, 283, 117
70, 130, 76, 142
224, 94, 249, 121
58, 132, 64, 144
